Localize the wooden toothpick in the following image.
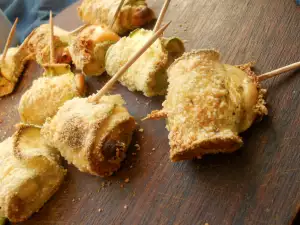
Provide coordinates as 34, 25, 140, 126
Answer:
88, 21, 171, 103
49, 11, 55, 64
110, 0, 126, 29
258, 61, 300, 81
2, 18, 18, 61
153, 0, 171, 32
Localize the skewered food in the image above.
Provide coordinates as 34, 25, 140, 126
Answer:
0, 46, 33, 97
78, 0, 155, 35
146, 50, 268, 161
105, 28, 184, 96
0, 76, 15, 97
68, 24, 120, 76
18, 64, 85, 126
25, 24, 71, 65
41, 95, 136, 177
0, 124, 65, 222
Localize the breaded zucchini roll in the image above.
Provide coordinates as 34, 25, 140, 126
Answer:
25, 24, 71, 65
147, 50, 267, 161
41, 95, 136, 177
18, 64, 85, 126
0, 46, 33, 97
0, 125, 65, 222
78, 0, 155, 35
105, 29, 184, 96
68, 24, 120, 76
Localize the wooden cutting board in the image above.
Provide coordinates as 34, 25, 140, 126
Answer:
1, 0, 300, 224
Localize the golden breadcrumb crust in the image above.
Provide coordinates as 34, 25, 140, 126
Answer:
147, 49, 267, 161
18, 65, 81, 126
0, 124, 65, 222
41, 95, 136, 177
78, 0, 154, 35
106, 29, 184, 96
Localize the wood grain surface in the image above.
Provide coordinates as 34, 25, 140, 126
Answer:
1, 0, 300, 224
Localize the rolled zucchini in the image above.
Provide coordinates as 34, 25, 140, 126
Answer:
0, 76, 15, 97
18, 64, 85, 126
68, 24, 120, 76
147, 50, 267, 161
41, 95, 136, 177
0, 125, 65, 222
105, 29, 184, 96
78, 0, 155, 35
25, 24, 71, 65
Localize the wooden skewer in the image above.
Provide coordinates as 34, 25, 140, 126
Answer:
49, 11, 55, 64
69, 24, 90, 35
153, 0, 171, 32
110, 0, 126, 29
2, 18, 18, 61
258, 61, 300, 81
89, 21, 171, 103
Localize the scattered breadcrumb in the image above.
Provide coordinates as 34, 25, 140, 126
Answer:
72, 198, 75, 202
152, 148, 155, 151
98, 208, 103, 212
134, 144, 140, 151
124, 205, 128, 209
139, 128, 144, 132
124, 178, 130, 183
120, 184, 124, 188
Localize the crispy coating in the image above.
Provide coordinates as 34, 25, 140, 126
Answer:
18, 65, 82, 126
0, 46, 33, 97
68, 25, 120, 76
78, 0, 155, 35
0, 47, 32, 83
105, 29, 184, 96
41, 95, 136, 177
148, 50, 267, 161
0, 125, 65, 222
25, 24, 71, 65
0, 25, 71, 97
0, 76, 15, 97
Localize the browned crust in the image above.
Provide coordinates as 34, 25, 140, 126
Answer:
88, 117, 136, 177
236, 62, 268, 120
167, 52, 266, 161
75, 73, 86, 96
170, 134, 243, 162
143, 110, 167, 120
131, 6, 155, 27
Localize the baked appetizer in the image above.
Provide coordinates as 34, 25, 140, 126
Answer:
78, 0, 155, 35
105, 29, 184, 96
0, 46, 33, 97
18, 64, 85, 126
68, 24, 120, 76
146, 50, 268, 161
41, 95, 136, 177
25, 24, 71, 65
0, 124, 65, 222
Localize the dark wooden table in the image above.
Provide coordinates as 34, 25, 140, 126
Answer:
1, 0, 300, 224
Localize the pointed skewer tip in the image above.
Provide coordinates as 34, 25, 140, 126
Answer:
89, 21, 171, 102
2, 17, 19, 61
